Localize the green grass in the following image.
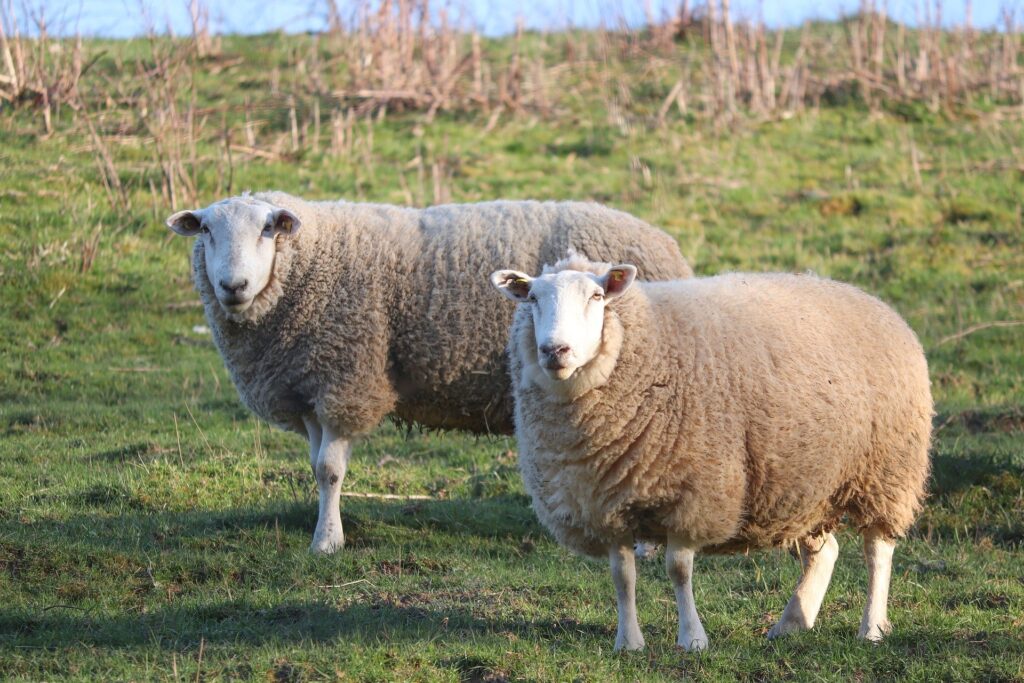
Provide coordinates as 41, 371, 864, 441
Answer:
2, 32, 1024, 681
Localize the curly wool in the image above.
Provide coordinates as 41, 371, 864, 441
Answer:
509, 261, 933, 558
192, 192, 693, 437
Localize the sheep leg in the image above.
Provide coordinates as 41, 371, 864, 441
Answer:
305, 418, 350, 554
609, 539, 645, 651
768, 532, 839, 639
304, 416, 323, 476
858, 527, 895, 642
666, 536, 708, 651
634, 541, 660, 560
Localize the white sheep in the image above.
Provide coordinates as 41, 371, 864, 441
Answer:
166, 192, 692, 553
491, 253, 932, 651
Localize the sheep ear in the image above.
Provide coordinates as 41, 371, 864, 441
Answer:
271, 208, 301, 236
601, 265, 636, 299
166, 210, 202, 236
490, 270, 533, 302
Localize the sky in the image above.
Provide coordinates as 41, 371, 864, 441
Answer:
7, 1, 1021, 38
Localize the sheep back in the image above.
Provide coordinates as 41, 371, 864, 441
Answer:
388, 200, 692, 433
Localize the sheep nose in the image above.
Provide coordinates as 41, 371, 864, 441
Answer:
219, 279, 249, 295
540, 342, 570, 358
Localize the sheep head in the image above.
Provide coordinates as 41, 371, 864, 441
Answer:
491, 263, 636, 382
166, 196, 300, 316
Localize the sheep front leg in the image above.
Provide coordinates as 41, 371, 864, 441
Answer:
609, 540, 645, 651
858, 527, 895, 642
304, 417, 350, 554
768, 531, 839, 639
666, 536, 708, 651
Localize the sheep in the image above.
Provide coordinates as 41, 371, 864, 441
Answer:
165, 192, 693, 554
490, 253, 932, 651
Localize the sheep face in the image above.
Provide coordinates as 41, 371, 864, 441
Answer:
491, 265, 636, 381
166, 198, 300, 315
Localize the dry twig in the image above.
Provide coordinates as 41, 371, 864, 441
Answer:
935, 321, 1024, 347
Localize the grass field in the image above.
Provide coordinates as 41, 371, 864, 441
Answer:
2, 26, 1024, 681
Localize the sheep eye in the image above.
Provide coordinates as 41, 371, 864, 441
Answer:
592, 292, 604, 301
199, 224, 210, 234
527, 293, 537, 303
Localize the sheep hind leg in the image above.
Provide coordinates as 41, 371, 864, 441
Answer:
609, 539, 645, 651
858, 527, 895, 642
304, 416, 323, 478
767, 532, 839, 639
666, 536, 708, 651
634, 541, 661, 560
305, 417, 351, 555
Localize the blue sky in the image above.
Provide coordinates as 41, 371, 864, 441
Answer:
11, 1, 1021, 38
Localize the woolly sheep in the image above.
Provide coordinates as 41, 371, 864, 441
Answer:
166, 192, 692, 554
491, 254, 932, 651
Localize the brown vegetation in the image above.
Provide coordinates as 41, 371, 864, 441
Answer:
2, 1, 1021, 210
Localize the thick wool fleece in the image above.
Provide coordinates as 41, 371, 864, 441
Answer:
509, 258, 932, 558
193, 192, 692, 437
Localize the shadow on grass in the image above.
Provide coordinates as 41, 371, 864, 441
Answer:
930, 448, 1024, 496
0, 600, 608, 650
8, 497, 541, 555
5, 599, 1021, 668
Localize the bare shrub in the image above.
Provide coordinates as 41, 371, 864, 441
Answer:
322, 0, 543, 118
130, 34, 202, 209
188, 0, 221, 59
0, 0, 91, 133
3, 0, 1021, 210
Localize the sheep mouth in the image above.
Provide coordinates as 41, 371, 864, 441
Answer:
218, 295, 253, 313
541, 362, 577, 381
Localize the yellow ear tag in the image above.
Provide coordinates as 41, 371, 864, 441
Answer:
611, 271, 623, 281
514, 278, 528, 285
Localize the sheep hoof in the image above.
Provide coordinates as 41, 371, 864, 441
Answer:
857, 620, 892, 643
634, 542, 661, 560
677, 635, 709, 652
310, 534, 345, 555
767, 618, 808, 640
613, 634, 645, 652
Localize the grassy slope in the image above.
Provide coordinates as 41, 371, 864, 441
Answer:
1, 33, 1023, 681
